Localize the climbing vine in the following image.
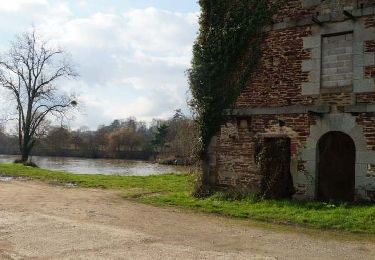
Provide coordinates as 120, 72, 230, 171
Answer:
188, 0, 279, 178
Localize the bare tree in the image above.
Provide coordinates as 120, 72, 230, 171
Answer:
0, 30, 78, 162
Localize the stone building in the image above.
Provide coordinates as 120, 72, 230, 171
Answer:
208, 0, 375, 202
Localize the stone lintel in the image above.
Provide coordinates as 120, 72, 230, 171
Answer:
225, 105, 331, 116
268, 7, 375, 31
345, 104, 375, 113
301, 0, 320, 8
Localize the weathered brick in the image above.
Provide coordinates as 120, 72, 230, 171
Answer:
210, 0, 375, 201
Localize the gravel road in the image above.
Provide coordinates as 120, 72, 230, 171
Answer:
0, 180, 374, 259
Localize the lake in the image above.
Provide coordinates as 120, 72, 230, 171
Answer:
0, 155, 188, 176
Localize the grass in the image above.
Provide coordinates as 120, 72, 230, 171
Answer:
0, 163, 189, 194
1, 163, 375, 235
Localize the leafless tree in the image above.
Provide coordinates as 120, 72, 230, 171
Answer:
0, 30, 78, 162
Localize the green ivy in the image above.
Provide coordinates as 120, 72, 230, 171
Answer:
188, 0, 278, 169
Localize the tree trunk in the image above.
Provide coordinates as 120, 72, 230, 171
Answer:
21, 151, 29, 163
19, 134, 33, 163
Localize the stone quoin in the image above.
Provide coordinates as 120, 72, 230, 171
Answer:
208, 0, 375, 202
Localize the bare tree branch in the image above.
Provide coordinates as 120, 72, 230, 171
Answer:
0, 29, 78, 162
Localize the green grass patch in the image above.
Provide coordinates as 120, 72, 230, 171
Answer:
0, 163, 190, 196
1, 163, 375, 234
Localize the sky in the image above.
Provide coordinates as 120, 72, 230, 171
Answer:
0, 0, 200, 130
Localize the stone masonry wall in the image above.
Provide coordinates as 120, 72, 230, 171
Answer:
357, 114, 375, 150
212, 0, 375, 200
321, 33, 354, 90
215, 0, 322, 189
270, 0, 316, 22
216, 114, 317, 189
357, 16, 375, 102
216, 119, 260, 190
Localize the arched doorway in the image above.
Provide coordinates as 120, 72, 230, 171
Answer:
317, 131, 356, 202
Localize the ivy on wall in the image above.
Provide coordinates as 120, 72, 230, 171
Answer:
188, 0, 278, 179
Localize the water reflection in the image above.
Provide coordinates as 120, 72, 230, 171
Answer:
0, 155, 187, 176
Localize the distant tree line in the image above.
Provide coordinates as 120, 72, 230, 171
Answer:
0, 110, 199, 165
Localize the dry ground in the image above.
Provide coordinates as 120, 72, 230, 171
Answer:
0, 180, 374, 259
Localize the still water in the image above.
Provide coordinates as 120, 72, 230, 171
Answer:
0, 155, 188, 176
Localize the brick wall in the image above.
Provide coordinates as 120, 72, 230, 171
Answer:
270, 0, 316, 22
215, 114, 316, 188
216, 119, 260, 189
235, 26, 313, 108
357, 114, 375, 150
357, 92, 375, 102
359, 0, 375, 8
360, 17, 375, 101
320, 92, 354, 106
211, 0, 375, 197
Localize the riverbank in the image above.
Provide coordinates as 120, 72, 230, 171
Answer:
1, 163, 375, 235
0, 154, 187, 176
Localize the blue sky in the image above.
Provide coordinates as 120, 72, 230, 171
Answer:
0, 0, 200, 130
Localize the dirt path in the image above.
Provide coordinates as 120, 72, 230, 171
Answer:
0, 180, 374, 259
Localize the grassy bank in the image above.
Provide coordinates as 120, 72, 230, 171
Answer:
1, 163, 375, 234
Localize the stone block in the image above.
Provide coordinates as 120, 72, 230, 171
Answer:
239, 120, 248, 129
353, 54, 364, 67
354, 28, 375, 42
322, 81, 337, 88
318, 21, 354, 35
337, 79, 352, 87
311, 47, 321, 59
325, 114, 344, 130
322, 69, 338, 76
312, 124, 330, 139
363, 7, 375, 16
356, 151, 375, 164
306, 136, 318, 149
273, 22, 288, 31
318, 14, 330, 23
302, 59, 318, 72
353, 42, 364, 55
349, 126, 367, 151
356, 188, 368, 201
301, 0, 320, 8
355, 162, 368, 180
303, 36, 321, 49
354, 78, 375, 93
325, 55, 339, 63
302, 82, 320, 95
337, 67, 352, 73
337, 54, 353, 61
353, 66, 364, 79
340, 117, 356, 133
301, 149, 316, 161
364, 53, 375, 66
352, 9, 362, 17
308, 71, 320, 83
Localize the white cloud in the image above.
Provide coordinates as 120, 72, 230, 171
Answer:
0, 0, 48, 12
0, 2, 199, 129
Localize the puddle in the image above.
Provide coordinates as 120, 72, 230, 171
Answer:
65, 183, 77, 188
0, 175, 29, 182
17, 177, 29, 181
0, 176, 13, 182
